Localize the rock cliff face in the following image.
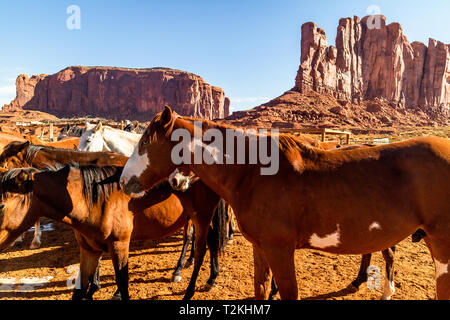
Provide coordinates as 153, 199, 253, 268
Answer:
295, 15, 450, 113
9, 66, 229, 121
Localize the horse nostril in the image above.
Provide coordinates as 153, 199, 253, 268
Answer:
171, 178, 178, 187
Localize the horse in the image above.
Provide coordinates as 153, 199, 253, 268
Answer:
57, 125, 84, 141
0, 141, 206, 289
124, 120, 147, 134
120, 106, 450, 300
0, 140, 128, 249
78, 122, 141, 156
0, 164, 227, 300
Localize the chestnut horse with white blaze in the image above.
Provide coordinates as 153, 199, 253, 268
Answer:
120, 106, 450, 300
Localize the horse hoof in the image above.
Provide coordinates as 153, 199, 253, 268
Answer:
346, 283, 360, 293
204, 283, 215, 291
30, 241, 41, 249
171, 275, 182, 283
110, 295, 122, 301
185, 261, 194, 268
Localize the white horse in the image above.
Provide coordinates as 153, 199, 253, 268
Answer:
78, 122, 141, 156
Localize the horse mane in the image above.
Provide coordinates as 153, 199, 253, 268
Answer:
25, 145, 45, 164
77, 165, 122, 210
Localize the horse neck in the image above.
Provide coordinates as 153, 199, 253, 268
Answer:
102, 127, 141, 156
173, 118, 255, 207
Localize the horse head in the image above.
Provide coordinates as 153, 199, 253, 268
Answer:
120, 106, 181, 196
78, 122, 104, 152
0, 167, 39, 250
0, 141, 32, 169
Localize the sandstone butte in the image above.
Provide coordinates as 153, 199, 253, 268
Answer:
295, 15, 449, 112
7, 66, 230, 121
227, 15, 449, 130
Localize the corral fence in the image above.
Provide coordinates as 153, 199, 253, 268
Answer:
15, 118, 136, 142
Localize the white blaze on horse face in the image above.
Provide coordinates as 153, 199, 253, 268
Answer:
369, 222, 382, 231
434, 258, 449, 279
309, 225, 341, 249
120, 145, 150, 187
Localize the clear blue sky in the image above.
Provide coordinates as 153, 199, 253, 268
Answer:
1, 0, 449, 112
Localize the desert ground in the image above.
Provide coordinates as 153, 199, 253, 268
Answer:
0, 218, 437, 300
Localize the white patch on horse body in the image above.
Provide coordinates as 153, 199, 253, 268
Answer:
309, 225, 341, 249
120, 145, 150, 187
381, 277, 395, 300
434, 258, 449, 279
369, 222, 381, 231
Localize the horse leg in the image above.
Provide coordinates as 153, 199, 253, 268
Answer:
350, 254, 372, 290
30, 220, 42, 249
186, 225, 195, 268
109, 240, 130, 301
269, 277, 279, 300
260, 244, 297, 300
86, 256, 102, 299
206, 225, 219, 288
253, 244, 273, 300
381, 247, 396, 300
172, 220, 194, 283
182, 222, 208, 301
12, 234, 23, 247
227, 207, 236, 244
425, 238, 450, 300
72, 247, 102, 300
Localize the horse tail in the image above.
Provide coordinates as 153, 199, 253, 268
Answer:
212, 198, 228, 254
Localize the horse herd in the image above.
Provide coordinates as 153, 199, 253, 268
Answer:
0, 106, 449, 300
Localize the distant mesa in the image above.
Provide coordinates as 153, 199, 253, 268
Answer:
7, 66, 230, 121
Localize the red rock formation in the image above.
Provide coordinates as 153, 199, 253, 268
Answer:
9, 66, 229, 121
295, 15, 450, 114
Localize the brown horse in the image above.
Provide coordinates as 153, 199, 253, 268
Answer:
120, 106, 450, 300
0, 141, 128, 169
0, 165, 226, 300
0, 141, 219, 294
0, 141, 128, 249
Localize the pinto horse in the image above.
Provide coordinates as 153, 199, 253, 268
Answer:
0, 165, 227, 300
120, 106, 450, 300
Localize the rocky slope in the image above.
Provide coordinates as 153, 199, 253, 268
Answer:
8, 66, 230, 121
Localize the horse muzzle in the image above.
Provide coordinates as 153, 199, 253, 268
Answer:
120, 176, 144, 196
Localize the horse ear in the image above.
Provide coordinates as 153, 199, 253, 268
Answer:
161, 106, 173, 128
95, 122, 102, 132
